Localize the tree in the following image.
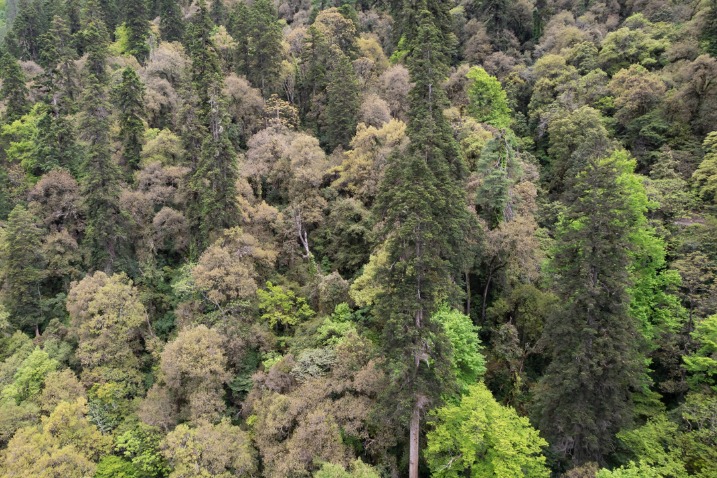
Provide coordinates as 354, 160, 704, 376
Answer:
159, 325, 230, 423
466, 66, 511, 128
0, 397, 112, 478
78, 2, 125, 272
536, 151, 648, 466
703, 0, 717, 56
114, 67, 146, 173
66, 272, 147, 392
433, 305, 486, 392
123, 0, 150, 62
425, 382, 549, 478
371, 2, 471, 477
159, 0, 184, 42
0, 52, 30, 123
185, 0, 240, 252
692, 132, 717, 203
321, 48, 360, 151
684, 314, 717, 391
0, 205, 46, 335
314, 459, 381, 478
161, 419, 258, 478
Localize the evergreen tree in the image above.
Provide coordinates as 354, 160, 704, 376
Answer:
0, 205, 46, 335
247, 0, 283, 94
159, 0, 184, 42
78, 3, 125, 272
114, 67, 146, 173
702, 0, 717, 56
0, 51, 30, 123
536, 151, 647, 466
210, 0, 226, 26
39, 15, 79, 112
124, 0, 151, 62
33, 105, 82, 173
8, 0, 51, 61
371, 2, 470, 477
185, 0, 239, 252
321, 48, 359, 151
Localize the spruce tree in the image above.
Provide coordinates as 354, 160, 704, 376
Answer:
247, 0, 283, 94
322, 48, 359, 151
210, 0, 226, 26
0, 205, 46, 335
78, 1, 125, 272
0, 51, 30, 123
159, 0, 184, 42
536, 151, 647, 466
371, 2, 470, 477
39, 15, 79, 112
124, 0, 151, 63
114, 67, 146, 173
185, 0, 240, 252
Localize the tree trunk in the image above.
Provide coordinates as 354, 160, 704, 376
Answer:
409, 399, 421, 478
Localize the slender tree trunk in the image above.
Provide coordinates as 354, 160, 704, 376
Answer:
409, 399, 420, 478
465, 271, 471, 316
481, 272, 492, 323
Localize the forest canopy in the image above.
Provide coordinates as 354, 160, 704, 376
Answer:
1, 0, 717, 477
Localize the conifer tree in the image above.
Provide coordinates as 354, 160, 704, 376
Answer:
124, 0, 151, 62
159, 0, 184, 42
536, 151, 647, 466
8, 0, 51, 61
371, 2, 470, 477
0, 205, 46, 335
0, 51, 30, 123
39, 15, 79, 112
210, 0, 226, 26
702, 0, 717, 56
321, 48, 359, 151
114, 67, 146, 173
185, 0, 240, 252
247, 0, 283, 94
78, 0, 125, 272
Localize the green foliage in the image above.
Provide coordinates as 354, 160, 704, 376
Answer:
115, 423, 170, 478
114, 67, 145, 173
322, 49, 360, 150
425, 382, 549, 477
0, 51, 30, 123
258, 282, 315, 330
684, 314, 717, 391
466, 66, 511, 128
0, 205, 46, 333
692, 132, 717, 203
1, 348, 58, 404
314, 459, 381, 478
433, 305, 486, 392
95, 455, 139, 478
537, 151, 648, 465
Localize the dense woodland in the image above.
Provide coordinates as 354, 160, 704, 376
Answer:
0, 0, 717, 476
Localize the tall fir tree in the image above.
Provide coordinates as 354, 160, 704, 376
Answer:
185, 0, 240, 253
39, 15, 80, 112
114, 67, 146, 173
702, 0, 717, 56
371, 2, 470, 477
536, 151, 647, 466
159, 0, 184, 42
0, 51, 30, 123
78, 0, 125, 272
247, 0, 283, 94
123, 0, 151, 62
0, 205, 46, 335
321, 48, 359, 151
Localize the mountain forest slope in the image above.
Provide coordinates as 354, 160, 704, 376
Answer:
1, 0, 717, 477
